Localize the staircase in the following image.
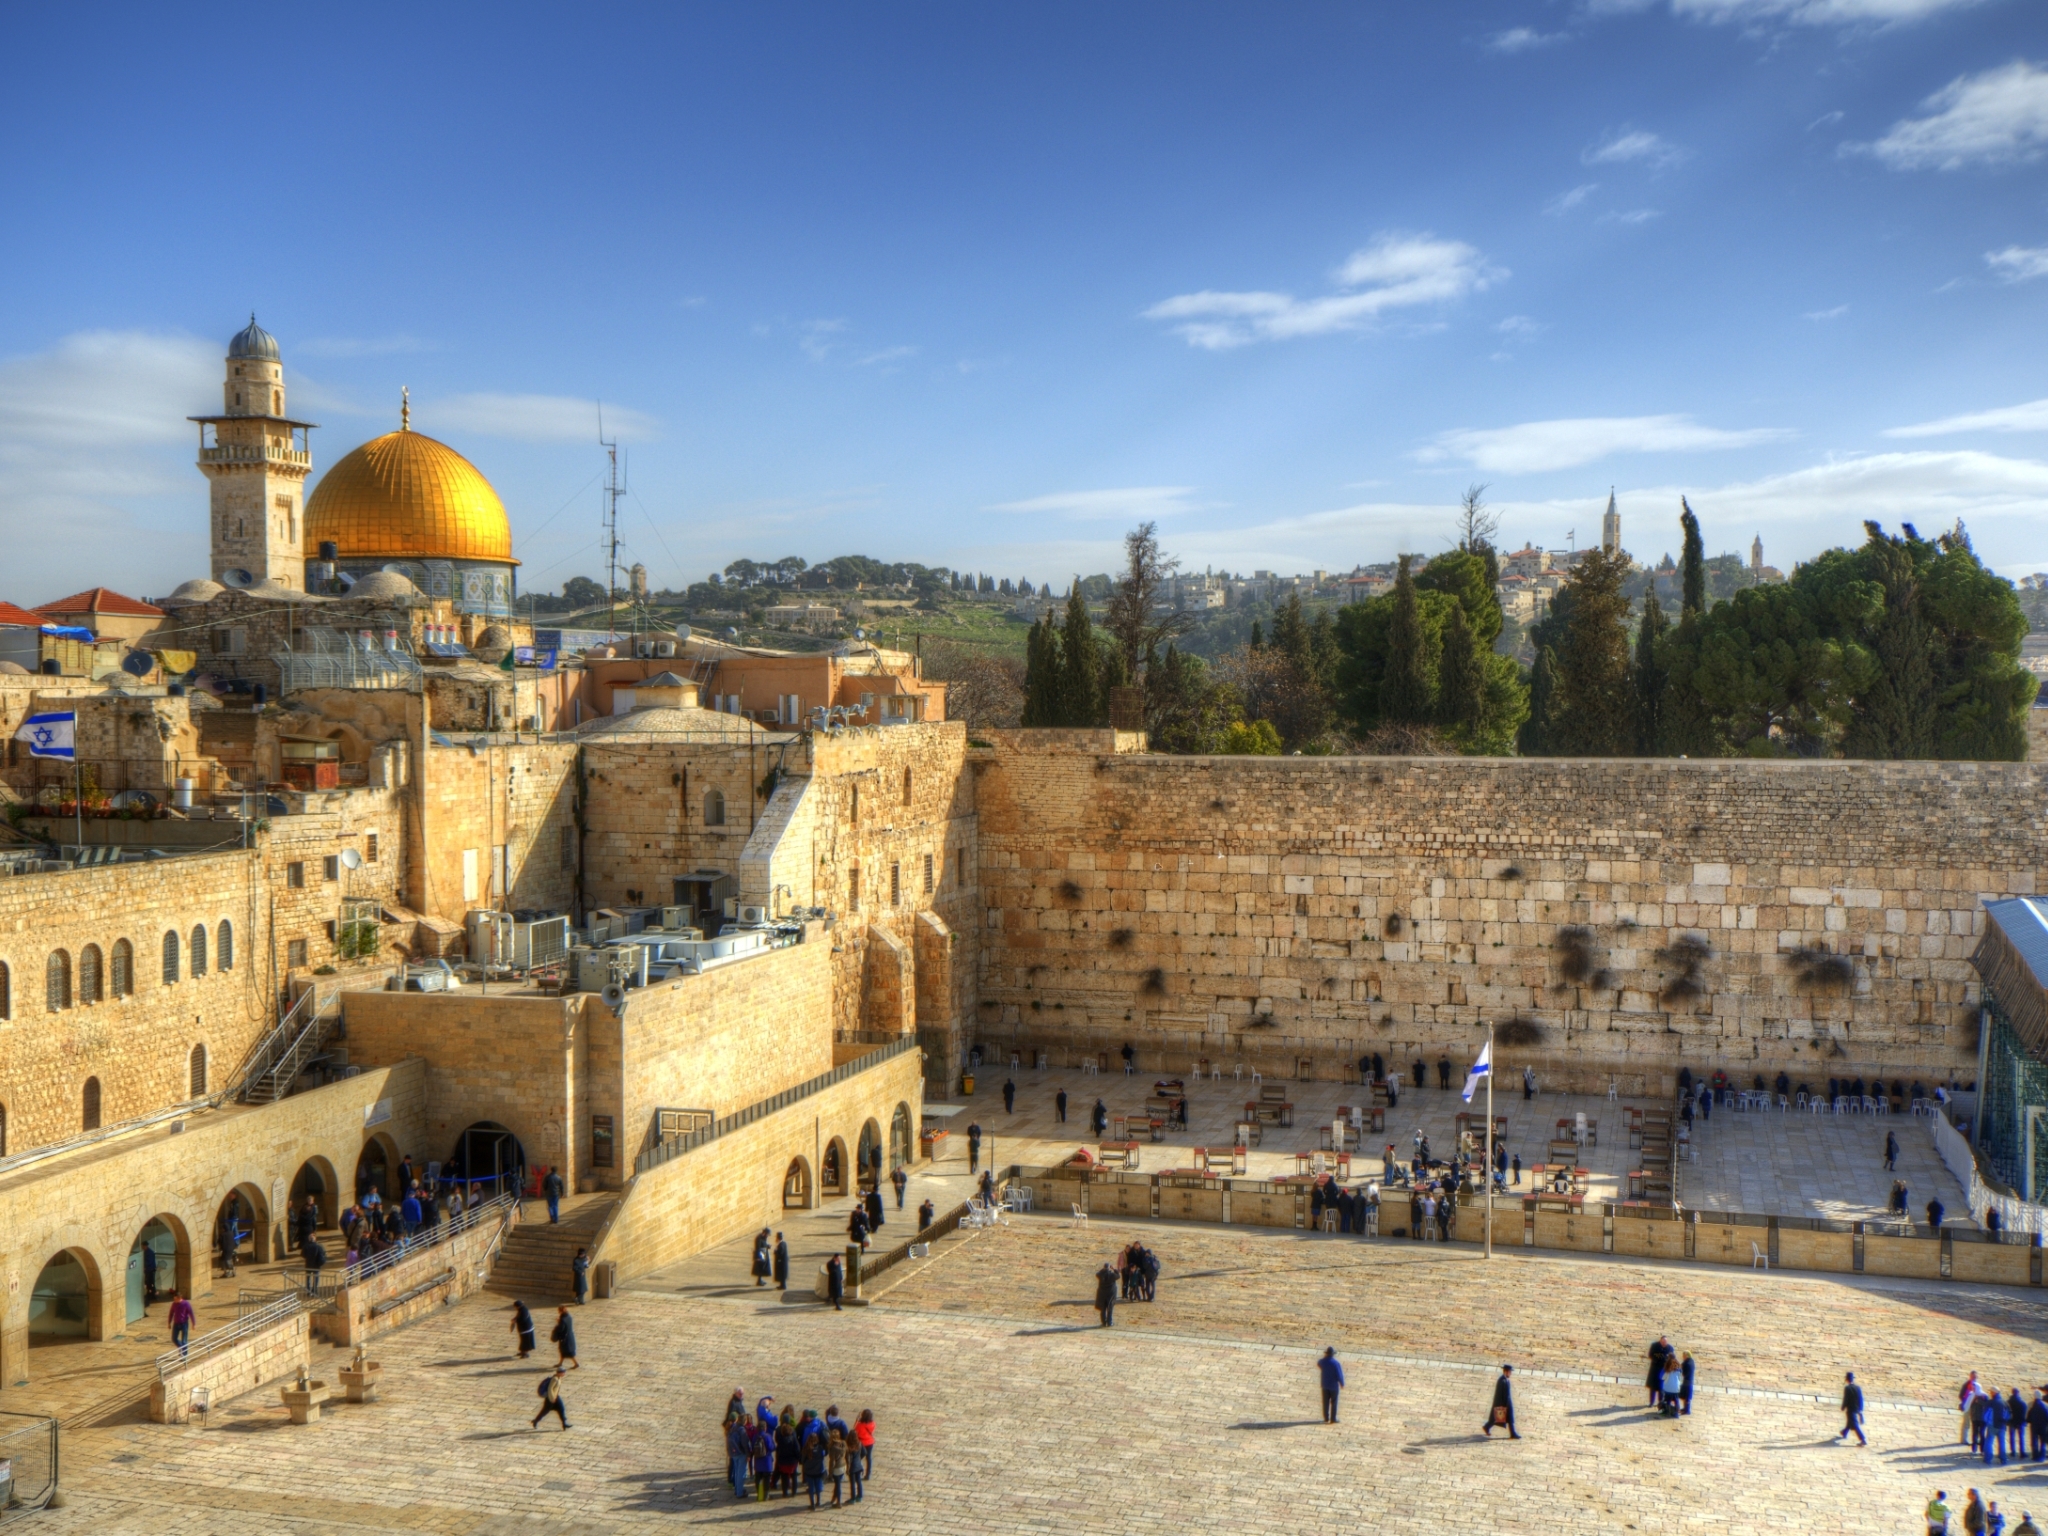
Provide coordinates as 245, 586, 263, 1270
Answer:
485, 1193, 620, 1305
238, 988, 341, 1105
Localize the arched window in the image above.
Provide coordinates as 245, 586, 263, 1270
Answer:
78, 944, 102, 1006
903, 765, 913, 806
46, 950, 70, 1012
217, 921, 234, 972
0, 959, 9, 1020
704, 788, 726, 827
189, 1044, 208, 1097
162, 930, 180, 985
110, 939, 132, 998
0, 1101, 7, 1157
190, 925, 207, 978
82, 1076, 101, 1131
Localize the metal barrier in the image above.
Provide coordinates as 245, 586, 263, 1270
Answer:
157, 1293, 302, 1379
337, 1192, 517, 1289
0, 1410, 57, 1521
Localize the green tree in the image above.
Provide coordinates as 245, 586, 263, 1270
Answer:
1435, 601, 1483, 733
1021, 611, 1062, 726
1687, 583, 1877, 754
1634, 590, 1668, 754
1922, 525, 2036, 759
1519, 645, 1558, 756
1378, 555, 1434, 724
1550, 548, 1635, 756
1144, 644, 1242, 753
1680, 498, 1706, 618
1055, 582, 1103, 726
1217, 719, 1282, 755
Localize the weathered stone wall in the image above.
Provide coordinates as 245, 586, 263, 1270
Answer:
322, 1202, 517, 1346
409, 740, 576, 926
972, 749, 2048, 1093
579, 739, 762, 910
150, 1308, 310, 1423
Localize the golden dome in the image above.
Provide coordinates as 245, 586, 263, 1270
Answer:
304, 426, 516, 565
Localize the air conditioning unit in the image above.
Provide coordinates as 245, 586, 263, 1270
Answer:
508, 915, 570, 969
573, 946, 611, 992
738, 904, 768, 926
655, 640, 676, 657
635, 640, 656, 659
660, 905, 689, 930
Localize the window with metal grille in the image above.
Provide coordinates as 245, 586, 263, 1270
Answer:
190, 1044, 208, 1097
217, 921, 233, 971
45, 950, 70, 1012
111, 939, 132, 997
891, 863, 900, 905
287, 938, 308, 968
923, 853, 934, 894
0, 959, 9, 1019
323, 855, 339, 881
849, 866, 860, 910
365, 833, 379, 863
705, 788, 726, 827
79, 944, 101, 1005
162, 930, 180, 985
288, 861, 305, 889
190, 924, 207, 977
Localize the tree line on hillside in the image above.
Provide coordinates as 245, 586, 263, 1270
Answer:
1010, 496, 2036, 761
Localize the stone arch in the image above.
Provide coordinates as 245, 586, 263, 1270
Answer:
190, 923, 208, 978
214, 1180, 272, 1268
127, 1210, 193, 1321
110, 937, 133, 998
291, 1154, 340, 1231
890, 1102, 914, 1171
162, 929, 180, 986
46, 949, 70, 1013
448, 1121, 527, 1200
27, 1235, 111, 1345
821, 1136, 848, 1197
704, 787, 726, 827
856, 1118, 884, 1189
81, 1075, 101, 1131
357, 1131, 400, 1204
79, 943, 102, 1006
783, 1155, 813, 1209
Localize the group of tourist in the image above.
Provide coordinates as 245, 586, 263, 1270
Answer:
1924, 1489, 2039, 1534
1958, 1372, 2048, 1465
1645, 1336, 1696, 1419
1678, 1064, 1954, 1114
1092, 1242, 1163, 1324
723, 1391, 877, 1510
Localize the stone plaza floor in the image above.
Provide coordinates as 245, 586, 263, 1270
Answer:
23, 1207, 2048, 1534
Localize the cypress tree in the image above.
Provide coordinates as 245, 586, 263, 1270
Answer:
1842, 523, 1936, 759
1056, 582, 1101, 726
1520, 645, 1557, 756
1436, 600, 1483, 733
1247, 619, 1263, 650
1680, 498, 1706, 618
1633, 591, 1668, 755
1021, 612, 1061, 726
1378, 555, 1433, 724
1551, 547, 1635, 756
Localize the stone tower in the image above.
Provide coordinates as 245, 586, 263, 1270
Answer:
1751, 534, 1763, 575
629, 562, 649, 599
192, 316, 316, 589
1601, 490, 1621, 557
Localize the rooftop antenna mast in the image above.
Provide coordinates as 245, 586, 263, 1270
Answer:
599, 407, 625, 647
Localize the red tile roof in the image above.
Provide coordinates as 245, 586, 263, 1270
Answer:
35, 587, 164, 618
0, 601, 46, 628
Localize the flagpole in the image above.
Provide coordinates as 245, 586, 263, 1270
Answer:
1485, 1020, 1495, 1261
75, 758, 83, 854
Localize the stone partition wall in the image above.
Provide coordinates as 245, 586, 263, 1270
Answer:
320, 1202, 518, 1347
972, 750, 2048, 1093
149, 1308, 310, 1424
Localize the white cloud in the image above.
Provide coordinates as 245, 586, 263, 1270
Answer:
1886, 398, 2048, 437
1144, 233, 1504, 349
1804, 304, 1850, 320
1808, 110, 1845, 131
1584, 128, 1687, 170
1488, 27, 1565, 51
985, 486, 1200, 520
1987, 244, 2048, 281
1496, 315, 1546, 340
1671, 0, 1988, 21
1600, 208, 1663, 225
1419, 414, 1795, 473
423, 393, 659, 443
800, 318, 847, 362
1859, 61, 2048, 171
854, 345, 918, 368
1544, 183, 1599, 215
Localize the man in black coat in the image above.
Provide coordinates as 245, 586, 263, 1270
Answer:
772, 1232, 789, 1291
917, 1198, 935, 1230
1094, 1263, 1118, 1327
1056, 1088, 1068, 1123
1839, 1371, 1867, 1445
826, 1255, 844, 1312
1928, 1197, 1946, 1231
865, 1185, 885, 1232
1647, 1337, 1672, 1406
967, 1123, 983, 1174
849, 1207, 870, 1249
295, 1195, 320, 1255
1092, 1099, 1109, 1136
2027, 1389, 2048, 1461
1003, 1078, 1016, 1113
1438, 1056, 1453, 1091
891, 1164, 908, 1208
1484, 1364, 1519, 1438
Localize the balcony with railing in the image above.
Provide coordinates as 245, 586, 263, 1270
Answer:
198, 442, 311, 469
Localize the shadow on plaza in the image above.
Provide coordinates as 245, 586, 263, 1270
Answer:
1229, 1418, 1326, 1431
614, 1469, 806, 1518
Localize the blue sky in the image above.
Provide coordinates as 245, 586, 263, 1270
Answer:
2, 1, 2045, 601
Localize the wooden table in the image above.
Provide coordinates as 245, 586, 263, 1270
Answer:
1295, 1150, 1353, 1178
1236, 1119, 1263, 1147
1247, 1100, 1295, 1127
1095, 1141, 1142, 1169
1195, 1146, 1249, 1176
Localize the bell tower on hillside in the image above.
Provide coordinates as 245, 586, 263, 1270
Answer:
192, 316, 317, 590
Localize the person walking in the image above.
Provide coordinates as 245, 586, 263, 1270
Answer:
967, 1122, 983, 1174
1841, 1371, 1867, 1445
917, 1197, 935, 1230
1485, 1364, 1519, 1438
752, 1228, 773, 1287
542, 1166, 565, 1224
865, 1183, 885, 1233
890, 1164, 908, 1209
511, 1299, 536, 1358
827, 1254, 845, 1311
1885, 1130, 1901, 1172
1680, 1352, 1696, 1416
1094, 1262, 1118, 1327
295, 1194, 319, 1255
1963, 1490, 1986, 1534
167, 1291, 195, 1357
1003, 1077, 1016, 1113
772, 1232, 789, 1292
1929, 1196, 1946, 1231
302, 1235, 327, 1296
571, 1246, 590, 1305
1056, 1088, 1068, 1124
532, 1367, 570, 1430
1318, 1347, 1345, 1424
551, 1305, 579, 1369
1092, 1099, 1109, 1136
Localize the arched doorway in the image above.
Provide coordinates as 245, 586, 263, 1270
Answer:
856, 1119, 883, 1191
29, 1248, 102, 1343
448, 1122, 527, 1201
890, 1103, 913, 1172
213, 1183, 270, 1273
356, 1134, 397, 1204
291, 1156, 339, 1231
821, 1138, 847, 1197
783, 1156, 813, 1209
127, 1215, 189, 1322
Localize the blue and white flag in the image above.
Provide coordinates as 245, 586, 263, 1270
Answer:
1461, 1039, 1492, 1104
15, 710, 75, 760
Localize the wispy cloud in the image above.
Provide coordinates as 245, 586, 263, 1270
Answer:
855, 345, 918, 368
985, 486, 1200, 520
296, 334, 431, 359
1544, 183, 1599, 215
1804, 304, 1850, 320
1488, 26, 1565, 52
1144, 232, 1504, 350
1808, 110, 1846, 131
1856, 61, 2048, 171
1583, 127, 1687, 170
1669, 0, 1990, 23
1987, 244, 2048, 282
1496, 315, 1546, 340
1886, 398, 2048, 437
423, 393, 659, 443
1418, 413, 1795, 473
800, 318, 847, 362
1600, 208, 1663, 225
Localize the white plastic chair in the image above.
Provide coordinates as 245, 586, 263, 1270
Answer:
1011, 1186, 1033, 1212
1751, 1242, 1768, 1269
1234, 1063, 1245, 1082
1607, 1077, 1620, 1102
1778, 1095, 1790, 1112
1070, 1203, 1088, 1227
1010, 1052, 1021, 1072
1082, 1060, 1099, 1076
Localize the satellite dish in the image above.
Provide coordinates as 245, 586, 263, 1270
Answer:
674, 625, 691, 643
601, 982, 628, 1011
221, 568, 254, 589
339, 847, 363, 870
121, 650, 155, 678
726, 626, 739, 638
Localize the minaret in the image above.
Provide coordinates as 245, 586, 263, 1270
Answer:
1751, 534, 1764, 575
192, 316, 317, 589
1601, 489, 1621, 557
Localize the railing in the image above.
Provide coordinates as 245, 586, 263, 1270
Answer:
634, 1036, 919, 1175
235, 985, 333, 1104
236, 1287, 306, 1320
646, 1106, 715, 1161
337, 1192, 517, 1289
157, 1292, 302, 1378
0, 1410, 59, 1521
1932, 1105, 2048, 1237
198, 443, 310, 467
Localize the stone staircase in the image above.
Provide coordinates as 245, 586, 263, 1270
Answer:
484, 1193, 620, 1305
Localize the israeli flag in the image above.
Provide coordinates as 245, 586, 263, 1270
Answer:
1461, 1039, 1492, 1104
15, 710, 76, 760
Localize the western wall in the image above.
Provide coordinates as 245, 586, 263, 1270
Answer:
966, 736, 2047, 1093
